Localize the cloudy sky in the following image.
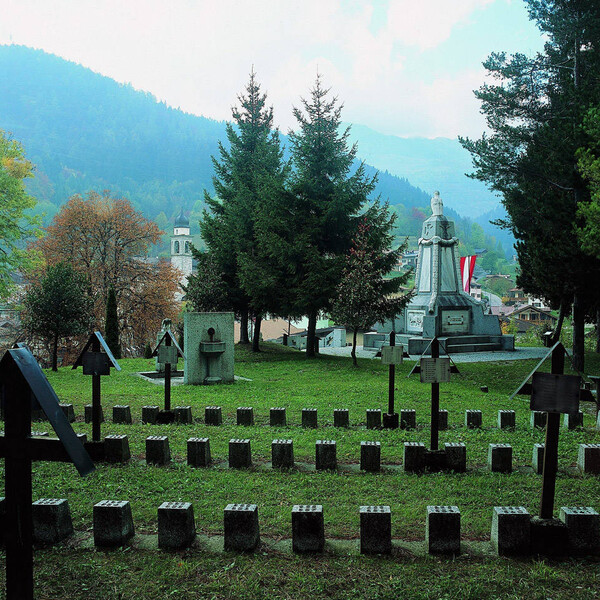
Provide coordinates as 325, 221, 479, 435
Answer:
0, 0, 545, 139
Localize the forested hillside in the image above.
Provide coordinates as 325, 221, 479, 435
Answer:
0, 45, 509, 262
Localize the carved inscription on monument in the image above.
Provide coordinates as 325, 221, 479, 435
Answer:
407, 310, 425, 333
441, 310, 469, 334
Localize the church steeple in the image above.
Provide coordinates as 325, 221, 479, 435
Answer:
171, 207, 193, 290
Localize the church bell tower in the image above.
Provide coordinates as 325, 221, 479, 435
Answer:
170, 207, 193, 283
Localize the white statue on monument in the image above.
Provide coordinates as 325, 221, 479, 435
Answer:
431, 191, 443, 216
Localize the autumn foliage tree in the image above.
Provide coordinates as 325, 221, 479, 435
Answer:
35, 190, 180, 354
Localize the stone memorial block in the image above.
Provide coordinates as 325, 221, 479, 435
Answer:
104, 434, 131, 463
465, 409, 482, 429
403, 441, 426, 473
533, 443, 545, 475
224, 504, 260, 551
141, 405, 159, 424
237, 407, 254, 426
59, 404, 75, 423
577, 444, 600, 474
93, 500, 134, 547
360, 506, 391, 554
444, 442, 466, 473
316, 440, 337, 470
366, 409, 381, 429
302, 408, 318, 428
559, 506, 600, 555
333, 409, 349, 428
270, 407, 286, 426
360, 441, 381, 472
400, 409, 416, 430
146, 436, 171, 466
229, 439, 252, 469
292, 505, 324, 553
272, 439, 294, 469
491, 506, 530, 556
205, 406, 222, 426
158, 502, 196, 550
530, 516, 568, 556
85, 404, 104, 424
438, 409, 449, 430
530, 411, 546, 429
174, 406, 193, 424
498, 410, 516, 429
563, 411, 584, 430
488, 444, 512, 473
187, 437, 211, 467
113, 405, 132, 424
426, 506, 460, 555
32, 498, 73, 545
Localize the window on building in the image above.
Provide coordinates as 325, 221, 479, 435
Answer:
174, 241, 180, 254
184, 241, 190, 253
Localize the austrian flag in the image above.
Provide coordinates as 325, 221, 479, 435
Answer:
460, 255, 476, 293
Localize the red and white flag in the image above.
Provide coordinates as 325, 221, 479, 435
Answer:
460, 255, 476, 293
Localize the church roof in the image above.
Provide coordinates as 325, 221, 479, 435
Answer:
174, 207, 189, 228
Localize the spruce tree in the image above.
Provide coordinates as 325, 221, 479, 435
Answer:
105, 285, 121, 359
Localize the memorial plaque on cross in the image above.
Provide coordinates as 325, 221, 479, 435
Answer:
72, 331, 120, 442
152, 329, 185, 415
0, 347, 95, 600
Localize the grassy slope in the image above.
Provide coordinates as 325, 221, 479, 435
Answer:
1, 343, 599, 599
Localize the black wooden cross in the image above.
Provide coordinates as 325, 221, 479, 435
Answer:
152, 329, 185, 422
381, 331, 404, 429
0, 347, 95, 600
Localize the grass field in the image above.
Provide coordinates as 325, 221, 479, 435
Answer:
1, 343, 600, 599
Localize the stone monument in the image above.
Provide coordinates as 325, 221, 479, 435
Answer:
184, 312, 235, 384
374, 192, 514, 355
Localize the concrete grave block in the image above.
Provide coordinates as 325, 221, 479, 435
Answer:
400, 409, 416, 430
174, 406, 193, 424
491, 506, 530, 556
530, 411, 546, 429
426, 506, 461, 555
302, 408, 318, 428
559, 506, 600, 555
156, 410, 175, 424
113, 405, 132, 424
563, 411, 584, 430
104, 434, 131, 463
272, 439, 294, 469
382, 412, 399, 429
488, 444, 512, 473
85, 404, 104, 423
187, 437, 211, 467
444, 442, 467, 473
530, 516, 568, 556
270, 407, 287, 426
577, 444, 600, 474
333, 409, 349, 428
229, 439, 252, 469
32, 498, 73, 545
237, 407, 254, 426
366, 409, 381, 429
360, 441, 381, 472
315, 440, 337, 470
141, 405, 159, 424
292, 505, 324, 553
205, 406, 222, 426
360, 506, 391, 554
59, 403, 76, 423
403, 441, 426, 473
158, 502, 196, 550
146, 435, 171, 465
533, 443, 545, 475
465, 409, 482, 429
93, 500, 135, 547
224, 504, 260, 551
438, 410, 449, 430
498, 410, 516, 429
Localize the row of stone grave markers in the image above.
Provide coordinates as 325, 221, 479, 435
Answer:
3, 496, 599, 557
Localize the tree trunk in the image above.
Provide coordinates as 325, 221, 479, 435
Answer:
51, 332, 59, 372
351, 328, 358, 367
551, 301, 568, 345
306, 311, 317, 358
252, 314, 262, 353
572, 292, 585, 372
239, 309, 250, 344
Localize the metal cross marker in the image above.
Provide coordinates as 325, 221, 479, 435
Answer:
0, 348, 94, 600
421, 337, 448, 451
152, 329, 185, 416
381, 331, 401, 428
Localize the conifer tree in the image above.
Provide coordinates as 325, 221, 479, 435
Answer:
105, 286, 121, 359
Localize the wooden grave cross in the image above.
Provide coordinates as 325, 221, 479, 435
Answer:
152, 329, 185, 419
72, 331, 120, 443
0, 347, 95, 600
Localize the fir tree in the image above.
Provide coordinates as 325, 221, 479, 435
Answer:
105, 285, 121, 359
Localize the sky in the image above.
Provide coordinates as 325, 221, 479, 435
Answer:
0, 0, 546, 139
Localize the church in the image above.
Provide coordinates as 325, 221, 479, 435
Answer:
170, 208, 193, 289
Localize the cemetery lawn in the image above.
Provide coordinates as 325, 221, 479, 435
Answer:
1, 343, 600, 599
